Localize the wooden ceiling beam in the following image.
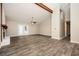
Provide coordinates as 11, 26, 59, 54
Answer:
35, 3, 53, 13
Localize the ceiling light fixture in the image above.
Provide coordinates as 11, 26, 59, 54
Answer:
31, 17, 37, 24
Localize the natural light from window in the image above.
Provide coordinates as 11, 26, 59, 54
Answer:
18, 24, 28, 35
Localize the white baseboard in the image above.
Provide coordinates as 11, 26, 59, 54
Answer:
71, 40, 79, 44
60, 36, 67, 40
51, 37, 60, 40
10, 34, 27, 37
10, 34, 51, 37
51, 36, 67, 40
1, 36, 10, 47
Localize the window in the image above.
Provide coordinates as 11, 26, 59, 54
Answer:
18, 24, 28, 35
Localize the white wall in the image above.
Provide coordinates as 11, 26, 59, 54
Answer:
7, 18, 52, 37
71, 3, 79, 43
44, 3, 67, 40
2, 5, 6, 25
7, 20, 39, 37
28, 23, 39, 35
39, 15, 51, 36
47, 4, 62, 40
51, 6, 61, 39
60, 10, 65, 39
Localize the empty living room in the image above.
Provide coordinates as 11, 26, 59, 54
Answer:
0, 3, 79, 56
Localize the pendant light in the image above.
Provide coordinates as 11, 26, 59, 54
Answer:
31, 17, 37, 24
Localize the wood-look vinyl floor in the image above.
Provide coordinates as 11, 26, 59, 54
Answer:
0, 35, 79, 56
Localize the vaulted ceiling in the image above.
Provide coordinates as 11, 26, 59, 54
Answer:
44, 3, 70, 21
3, 3, 51, 24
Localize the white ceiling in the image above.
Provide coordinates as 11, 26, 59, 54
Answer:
3, 3, 51, 24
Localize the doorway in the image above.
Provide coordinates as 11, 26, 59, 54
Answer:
64, 4, 70, 41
